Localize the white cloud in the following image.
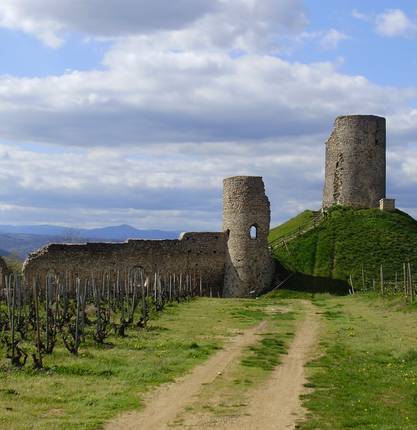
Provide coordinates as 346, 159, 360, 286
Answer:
0, 48, 413, 149
319, 29, 349, 50
0, 0, 219, 47
0, 47, 416, 230
0, 2, 63, 47
375, 9, 417, 38
352, 8, 417, 39
0, 1, 417, 231
0, 0, 308, 51
351, 9, 370, 22
0, 138, 326, 230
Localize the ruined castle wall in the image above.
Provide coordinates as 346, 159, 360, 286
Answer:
23, 232, 226, 294
323, 115, 386, 209
223, 176, 274, 297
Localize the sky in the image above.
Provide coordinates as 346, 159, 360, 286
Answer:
0, 0, 417, 231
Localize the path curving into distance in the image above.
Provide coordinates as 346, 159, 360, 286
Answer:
104, 320, 268, 430
224, 300, 320, 430
104, 300, 320, 430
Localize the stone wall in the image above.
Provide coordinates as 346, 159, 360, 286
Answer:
223, 176, 274, 297
23, 176, 276, 298
23, 232, 226, 295
323, 115, 386, 209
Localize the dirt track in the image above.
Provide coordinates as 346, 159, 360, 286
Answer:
223, 300, 319, 430
104, 320, 268, 430
104, 300, 319, 430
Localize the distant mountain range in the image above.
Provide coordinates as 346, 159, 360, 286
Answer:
0, 224, 180, 259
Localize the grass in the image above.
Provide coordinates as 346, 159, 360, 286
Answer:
270, 207, 417, 286
269, 210, 315, 243
0, 297, 274, 430
5, 286, 417, 429
300, 293, 417, 430
241, 333, 287, 371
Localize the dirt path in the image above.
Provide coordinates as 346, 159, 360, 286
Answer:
224, 300, 320, 430
104, 320, 268, 430
104, 300, 319, 430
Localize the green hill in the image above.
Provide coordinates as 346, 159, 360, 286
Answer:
269, 207, 417, 291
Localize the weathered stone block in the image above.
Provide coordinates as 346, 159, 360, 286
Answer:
380, 198, 395, 211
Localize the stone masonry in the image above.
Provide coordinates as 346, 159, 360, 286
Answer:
223, 176, 275, 297
323, 115, 386, 209
23, 177, 274, 298
23, 232, 227, 296
380, 198, 396, 212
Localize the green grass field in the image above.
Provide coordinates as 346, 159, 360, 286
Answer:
268, 210, 315, 243
0, 296, 292, 430
3, 291, 417, 429
298, 292, 417, 430
270, 207, 417, 286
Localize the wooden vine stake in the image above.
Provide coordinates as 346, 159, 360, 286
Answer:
32, 277, 43, 369
408, 262, 414, 304
361, 265, 366, 292
380, 265, 384, 296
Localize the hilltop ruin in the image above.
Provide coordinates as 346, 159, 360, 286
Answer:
23, 114, 391, 297
23, 176, 275, 298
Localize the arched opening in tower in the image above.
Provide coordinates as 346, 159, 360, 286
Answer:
249, 225, 258, 240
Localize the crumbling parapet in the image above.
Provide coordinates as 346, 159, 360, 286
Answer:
323, 115, 386, 209
222, 176, 274, 297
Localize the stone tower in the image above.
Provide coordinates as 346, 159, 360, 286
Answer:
323, 115, 386, 209
223, 176, 274, 298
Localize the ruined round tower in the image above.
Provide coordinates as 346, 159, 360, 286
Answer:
223, 176, 274, 298
323, 115, 386, 208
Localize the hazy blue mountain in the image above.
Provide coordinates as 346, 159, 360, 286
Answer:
0, 233, 62, 258
0, 225, 70, 236
82, 224, 180, 241
0, 225, 181, 259
0, 224, 180, 241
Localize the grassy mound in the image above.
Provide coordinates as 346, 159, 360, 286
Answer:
268, 210, 316, 243
269, 207, 417, 290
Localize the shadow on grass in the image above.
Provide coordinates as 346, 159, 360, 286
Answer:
287, 272, 349, 295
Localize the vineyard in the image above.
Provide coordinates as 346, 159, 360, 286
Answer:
0, 268, 207, 370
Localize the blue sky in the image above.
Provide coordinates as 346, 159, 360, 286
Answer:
0, 0, 417, 231
0, 29, 108, 77
301, 0, 417, 87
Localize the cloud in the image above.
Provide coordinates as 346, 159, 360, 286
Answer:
351, 9, 370, 22
0, 0, 219, 47
0, 23, 416, 230
319, 29, 349, 50
352, 8, 417, 38
0, 0, 308, 51
0, 138, 326, 230
375, 9, 417, 37
0, 48, 414, 149
375, 9, 417, 38
0, 1, 417, 231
